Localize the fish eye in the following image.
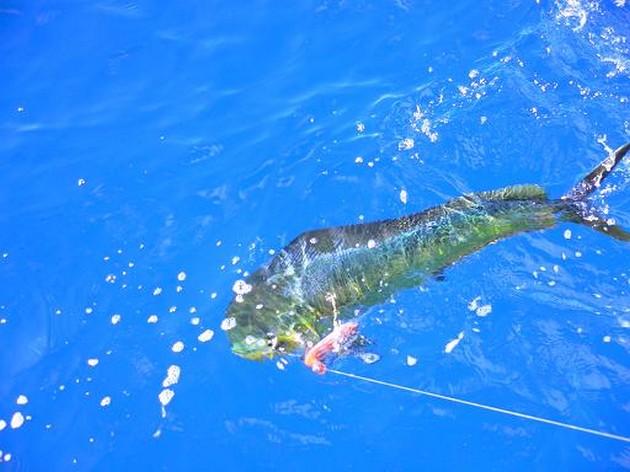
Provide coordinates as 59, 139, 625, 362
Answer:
265, 332, 278, 349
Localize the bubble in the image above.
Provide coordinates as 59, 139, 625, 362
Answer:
476, 305, 492, 317
158, 389, 174, 407
468, 296, 480, 311
398, 138, 414, 151
177, 271, 187, 281
197, 329, 214, 343
10, 412, 24, 429
359, 352, 380, 364
232, 280, 252, 295
162, 365, 181, 388
444, 332, 464, 353
221, 317, 236, 331
399, 189, 408, 204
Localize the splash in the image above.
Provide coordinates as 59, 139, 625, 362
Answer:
556, 0, 591, 31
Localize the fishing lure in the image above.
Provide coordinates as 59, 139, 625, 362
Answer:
303, 321, 359, 374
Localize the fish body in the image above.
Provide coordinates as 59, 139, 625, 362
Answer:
225, 143, 630, 363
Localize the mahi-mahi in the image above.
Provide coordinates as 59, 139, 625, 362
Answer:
224, 143, 630, 368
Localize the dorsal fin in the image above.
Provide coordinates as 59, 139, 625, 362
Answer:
473, 184, 548, 202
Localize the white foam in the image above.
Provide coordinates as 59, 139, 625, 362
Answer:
197, 329, 214, 343
444, 332, 465, 353
158, 389, 174, 407
232, 280, 252, 295
221, 317, 236, 331
399, 189, 408, 204
162, 365, 181, 388
10, 412, 24, 429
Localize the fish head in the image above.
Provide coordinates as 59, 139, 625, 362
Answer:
229, 328, 304, 361
224, 274, 309, 361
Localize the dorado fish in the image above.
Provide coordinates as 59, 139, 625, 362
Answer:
224, 143, 630, 370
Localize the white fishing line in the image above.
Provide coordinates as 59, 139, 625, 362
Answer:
327, 368, 630, 443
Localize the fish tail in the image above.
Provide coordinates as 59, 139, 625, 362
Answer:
561, 142, 630, 241
562, 142, 630, 201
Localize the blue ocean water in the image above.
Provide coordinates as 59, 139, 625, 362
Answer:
1, 0, 630, 470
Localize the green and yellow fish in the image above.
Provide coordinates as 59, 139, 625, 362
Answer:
224, 143, 630, 367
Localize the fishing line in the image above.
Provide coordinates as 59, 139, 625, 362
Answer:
327, 368, 630, 443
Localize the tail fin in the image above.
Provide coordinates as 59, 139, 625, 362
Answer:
561, 142, 630, 241
562, 142, 630, 201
